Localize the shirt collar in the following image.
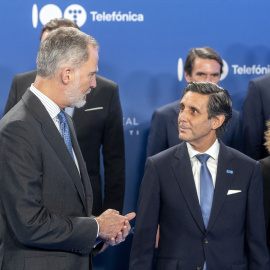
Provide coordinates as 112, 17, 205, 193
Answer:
186, 139, 220, 161
30, 84, 61, 119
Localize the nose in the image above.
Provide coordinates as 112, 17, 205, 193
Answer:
178, 110, 187, 123
206, 75, 213, 82
90, 75, 97, 89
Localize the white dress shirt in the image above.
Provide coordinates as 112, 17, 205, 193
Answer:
186, 139, 220, 204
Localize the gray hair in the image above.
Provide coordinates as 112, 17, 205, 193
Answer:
36, 27, 99, 78
182, 82, 232, 138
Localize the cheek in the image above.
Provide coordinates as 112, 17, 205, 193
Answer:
83, 78, 90, 88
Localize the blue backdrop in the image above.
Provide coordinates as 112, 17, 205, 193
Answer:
1, 1, 270, 269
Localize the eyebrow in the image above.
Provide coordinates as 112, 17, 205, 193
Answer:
89, 71, 97, 76
195, 71, 207, 75
195, 71, 220, 76
180, 103, 202, 114
190, 105, 201, 114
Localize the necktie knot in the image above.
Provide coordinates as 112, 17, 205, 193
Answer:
57, 110, 67, 126
196, 153, 210, 164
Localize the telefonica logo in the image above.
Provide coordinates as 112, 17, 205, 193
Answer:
177, 58, 270, 81
32, 4, 144, 28
232, 64, 270, 75
177, 58, 229, 82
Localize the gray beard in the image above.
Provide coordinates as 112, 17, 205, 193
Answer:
64, 80, 90, 108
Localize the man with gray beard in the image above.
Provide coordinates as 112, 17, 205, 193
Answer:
0, 27, 135, 270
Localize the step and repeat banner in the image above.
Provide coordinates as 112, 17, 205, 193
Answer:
1, 1, 270, 269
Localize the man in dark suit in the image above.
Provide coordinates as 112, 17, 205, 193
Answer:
3, 18, 125, 217
147, 47, 242, 157
242, 73, 270, 160
0, 27, 134, 270
130, 82, 268, 270
259, 119, 270, 252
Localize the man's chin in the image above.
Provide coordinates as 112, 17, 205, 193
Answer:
74, 100, 86, 108
178, 133, 189, 141
69, 99, 86, 108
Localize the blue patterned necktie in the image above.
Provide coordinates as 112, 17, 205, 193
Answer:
196, 154, 214, 228
196, 154, 214, 270
57, 111, 74, 160
58, 111, 86, 198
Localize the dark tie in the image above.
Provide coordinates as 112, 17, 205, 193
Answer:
196, 154, 214, 228
57, 110, 74, 160
196, 154, 214, 270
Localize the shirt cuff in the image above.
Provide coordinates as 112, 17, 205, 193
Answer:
94, 218, 99, 237
93, 218, 101, 248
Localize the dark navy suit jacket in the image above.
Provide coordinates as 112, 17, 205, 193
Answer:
147, 100, 242, 157
130, 142, 269, 270
243, 74, 270, 160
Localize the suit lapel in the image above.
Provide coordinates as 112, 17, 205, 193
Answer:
22, 90, 88, 212
172, 143, 205, 233
206, 142, 235, 232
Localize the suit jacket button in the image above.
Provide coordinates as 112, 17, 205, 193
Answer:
196, 267, 202, 270
204, 238, 208, 244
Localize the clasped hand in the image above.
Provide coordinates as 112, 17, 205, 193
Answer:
96, 209, 136, 246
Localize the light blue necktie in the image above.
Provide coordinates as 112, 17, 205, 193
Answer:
196, 154, 214, 270
57, 110, 74, 160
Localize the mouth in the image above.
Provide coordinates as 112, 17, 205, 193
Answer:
178, 126, 190, 134
179, 125, 190, 133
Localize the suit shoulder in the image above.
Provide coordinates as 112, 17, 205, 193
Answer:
232, 108, 239, 117
153, 100, 180, 116
227, 145, 257, 165
150, 144, 179, 161
230, 109, 240, 125
249, 73, 270, 91
96, 75, 118, 91
14, 70, 37, 82
1, 102, 33, 130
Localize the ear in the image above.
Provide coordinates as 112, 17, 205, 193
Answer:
211, 114, 225, 130
61, 68, 73, 85
184, 72, 192, 83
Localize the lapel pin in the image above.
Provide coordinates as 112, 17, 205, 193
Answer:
226, 170, 233, 174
